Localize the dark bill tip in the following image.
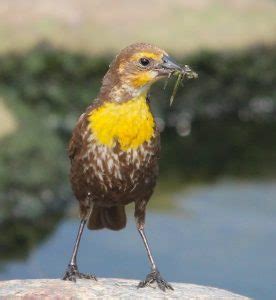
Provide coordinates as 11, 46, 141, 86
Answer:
157, 55, 198, 79
161, 55, 183, 72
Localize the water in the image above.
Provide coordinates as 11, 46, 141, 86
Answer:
1, 180, 276, 299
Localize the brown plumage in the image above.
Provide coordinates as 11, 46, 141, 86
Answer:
63, 42, 196, 291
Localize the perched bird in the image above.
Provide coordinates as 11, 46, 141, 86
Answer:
63, 42, 196, 291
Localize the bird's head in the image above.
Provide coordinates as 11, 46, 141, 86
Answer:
99, 43, 196, 102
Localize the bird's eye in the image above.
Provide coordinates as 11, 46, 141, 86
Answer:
139, 57, 150, 67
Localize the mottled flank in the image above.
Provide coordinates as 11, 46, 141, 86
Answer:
0, 279, 251, 299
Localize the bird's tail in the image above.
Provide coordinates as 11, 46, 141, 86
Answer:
87, 205, 127, 231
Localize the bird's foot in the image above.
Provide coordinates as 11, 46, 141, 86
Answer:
138, 269, 173, 291
62, 264, 97, 282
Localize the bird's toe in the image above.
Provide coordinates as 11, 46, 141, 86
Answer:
137, 269, 173, 291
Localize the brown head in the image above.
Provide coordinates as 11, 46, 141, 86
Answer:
98, 42, 192, 102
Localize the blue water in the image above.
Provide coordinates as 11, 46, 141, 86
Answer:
1, 180, 276, 299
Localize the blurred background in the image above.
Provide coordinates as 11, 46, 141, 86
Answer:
0, 0, 276, 299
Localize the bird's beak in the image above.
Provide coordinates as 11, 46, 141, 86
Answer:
156, 55, 198, 79
160, 55, 182, 73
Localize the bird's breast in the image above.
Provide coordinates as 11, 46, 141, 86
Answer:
87, 95, 155, 151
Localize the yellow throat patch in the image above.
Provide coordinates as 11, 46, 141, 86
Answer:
88, 95, 155, 151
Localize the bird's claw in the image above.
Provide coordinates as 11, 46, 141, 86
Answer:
138, 269, 173, 291
62, 264, 97, 282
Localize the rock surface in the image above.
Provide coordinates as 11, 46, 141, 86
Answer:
0, 278, 250, 299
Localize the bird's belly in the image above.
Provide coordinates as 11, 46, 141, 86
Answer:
82, 139, 158, 205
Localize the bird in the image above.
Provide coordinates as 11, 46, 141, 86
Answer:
62, 42, 196, 291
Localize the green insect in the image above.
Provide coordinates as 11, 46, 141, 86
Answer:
164, 65, 198, 106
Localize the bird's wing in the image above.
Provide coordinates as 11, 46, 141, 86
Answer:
68, 103, 96, 161
68, 113, 86, 162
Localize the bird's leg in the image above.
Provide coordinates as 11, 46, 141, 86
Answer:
135, 202, 173, 291
62, 218, 97, 282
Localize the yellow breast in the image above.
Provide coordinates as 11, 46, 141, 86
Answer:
88, 94, 155, 151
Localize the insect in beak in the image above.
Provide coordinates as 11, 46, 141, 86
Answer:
159, 56, 198, 106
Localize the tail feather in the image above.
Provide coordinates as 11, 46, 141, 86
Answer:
87, 205, 127, 231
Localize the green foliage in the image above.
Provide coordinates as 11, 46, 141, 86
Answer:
160, 121, 276, 181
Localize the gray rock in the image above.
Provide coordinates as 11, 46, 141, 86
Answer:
0, 278, 251, 299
